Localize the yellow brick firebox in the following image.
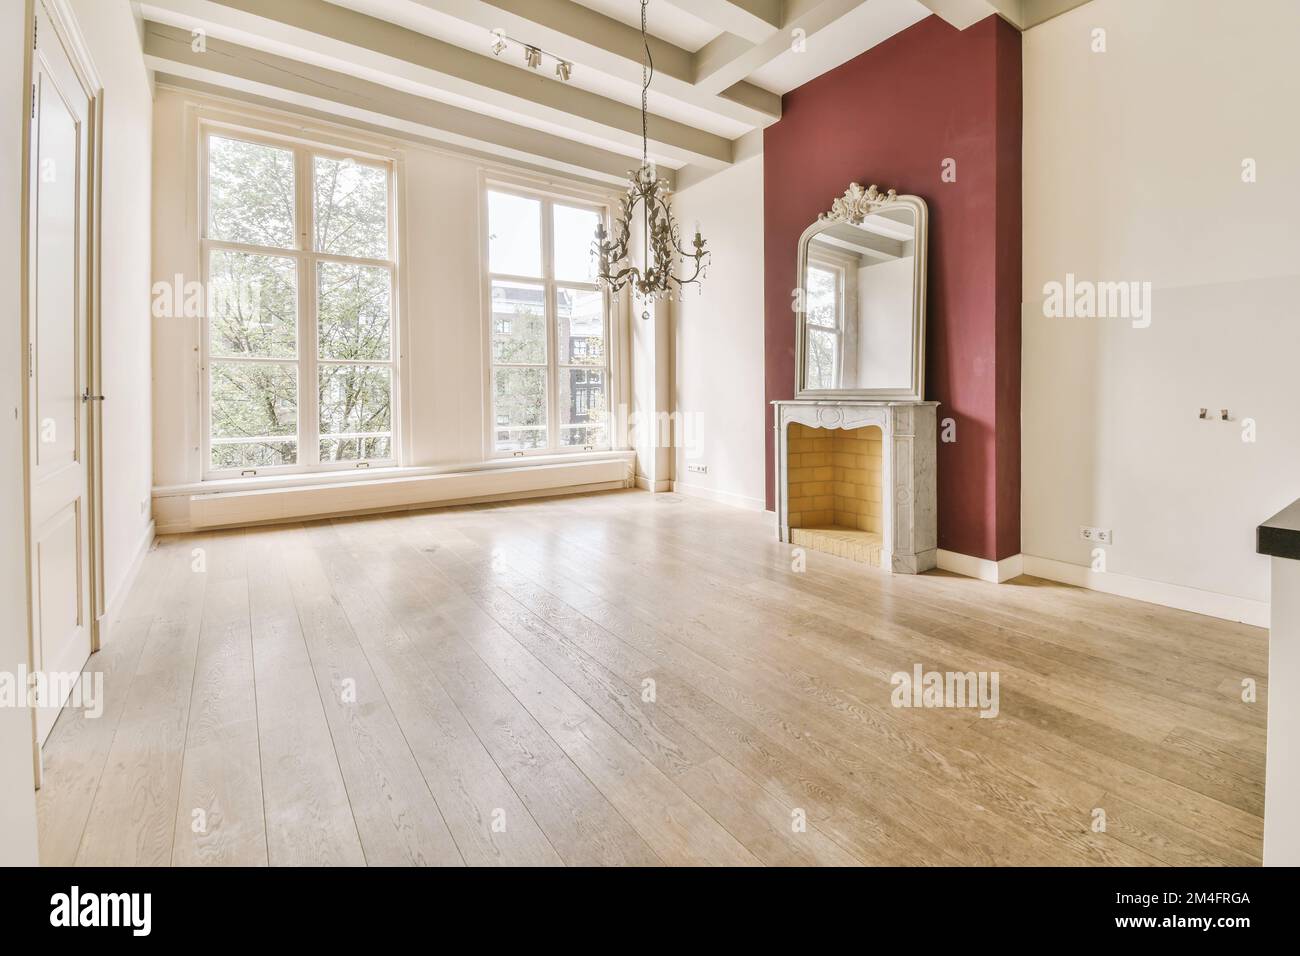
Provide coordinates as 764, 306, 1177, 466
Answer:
785, 422, 884, 567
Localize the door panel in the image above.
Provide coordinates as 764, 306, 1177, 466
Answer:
34, 74, 79, 474
35, 503, 83, 673
29, 2, 93, 746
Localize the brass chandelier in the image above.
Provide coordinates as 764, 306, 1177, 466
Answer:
593, 0, 709, 317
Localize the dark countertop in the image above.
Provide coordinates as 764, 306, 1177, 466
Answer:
1258, 498, 1300, 560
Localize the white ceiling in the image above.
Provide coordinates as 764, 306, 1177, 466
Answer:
318, 0, 754, 139
136, 0, 1047, 185
573, 0, 723, 52
747, 0, 929, 94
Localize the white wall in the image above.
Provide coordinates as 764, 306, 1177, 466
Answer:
1022, 0, 1300, 619
71, 0, 155, 617
671, 154, 766, 510
858, 255, 914, 388
1, 0, 39, 868
630, 210, 673, 492
402, 148, 486, 464
1, 0, 151, 868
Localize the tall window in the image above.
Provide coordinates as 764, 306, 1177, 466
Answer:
485, 185, 611, 455
203, 129, 397, 476
804, 263, 842, 390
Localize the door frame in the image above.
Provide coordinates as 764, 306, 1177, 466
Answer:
20, 0, 105, 783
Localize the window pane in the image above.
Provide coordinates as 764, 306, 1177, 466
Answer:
207, 250, 297, 358
805, 328, 838, 390
488, 190, 541, 277
210, 361, 298, 467
806, 266, 837, 329
557, 288, 604, 365
559, 367, 607, 448
318, 261, 390, 361
321, 435, 392, 462
208, 135, 296, 249
318, 364, 392, 453
493, 367, 547, 451
553, 204, 600, 282
491, 280, 546, 364
314, 155, 388, 259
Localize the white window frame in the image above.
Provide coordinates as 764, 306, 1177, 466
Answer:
199, 121, 402, 479
480, 175, 614, 460
805, 257, 846, 390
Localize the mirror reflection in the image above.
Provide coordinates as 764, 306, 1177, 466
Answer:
801, 205, 918, 393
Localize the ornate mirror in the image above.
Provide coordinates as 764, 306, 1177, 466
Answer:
795, 184, 928, 401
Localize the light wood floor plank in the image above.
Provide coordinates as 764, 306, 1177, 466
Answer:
454, 514, 1110, 864
306, 521, 563, 866
439, 497, 1250, 864
277, 525, 463, 866
329, 514, 670, 865
74, 536, 208, 865
244, 526, 365, 867
35, 541, 165, 865
36, 490, 1265, 866
356, 514, 760, 866
171, 530, 267, 866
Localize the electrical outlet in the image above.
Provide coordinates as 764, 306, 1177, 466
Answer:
686, 463, 708, 475
1080, 526, 1112, 545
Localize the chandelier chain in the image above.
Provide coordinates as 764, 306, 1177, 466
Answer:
640, 0, 652, 165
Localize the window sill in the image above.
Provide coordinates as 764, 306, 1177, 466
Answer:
154, 449, 637, 498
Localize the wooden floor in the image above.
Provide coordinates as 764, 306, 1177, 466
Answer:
36, 489, 1268, 866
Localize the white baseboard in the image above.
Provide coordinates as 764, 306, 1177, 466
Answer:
937, 549, 1024, 583
1021, 554, 1269, 628
96, 518, 155, 647
934, 547, 1267, 626
634, 476, 672, 492
670, 480, 765, 512
155, 459, 630, 533
156, 479, 628, 534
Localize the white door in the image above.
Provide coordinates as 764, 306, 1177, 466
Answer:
28, 2, 94, 746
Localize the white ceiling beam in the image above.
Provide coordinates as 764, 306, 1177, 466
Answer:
143, 23, 663, 180
430, 0, 780, 123
915, 0, 1095, 30
155, 73, 648, 188
662, 0, 782, 44
693, 0, 865, 95
1020, 0, 1096, 28
915, 0, 1017, 29
141, 0, 732, 167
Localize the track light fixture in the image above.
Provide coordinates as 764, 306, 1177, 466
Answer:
488, 29, 573, 81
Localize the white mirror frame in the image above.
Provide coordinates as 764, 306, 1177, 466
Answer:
794, 184, 928, 402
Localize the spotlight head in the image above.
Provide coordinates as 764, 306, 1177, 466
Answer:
524, 46, 542, 69
489, 29, 506, 56
556, 60, 572, 81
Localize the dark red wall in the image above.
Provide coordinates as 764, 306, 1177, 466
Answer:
763, 14, 1022, 561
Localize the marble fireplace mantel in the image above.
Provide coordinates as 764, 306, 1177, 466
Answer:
773, 399, 938, 574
